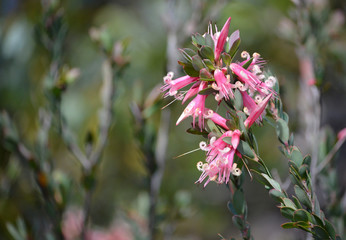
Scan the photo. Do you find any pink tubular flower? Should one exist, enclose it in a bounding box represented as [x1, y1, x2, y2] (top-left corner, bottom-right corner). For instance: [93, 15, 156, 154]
[213, 69, 234, 100]
[182, 82, 200, 104]
[244, 93, 273, 128]
[214, 17, 231, 61]
[176, 82, 208, 129]
[204, 109, 229, 130]
[230, 63, 274, 95]
[196, 130, 242, 187]
[161, 72, 199, 97]
[337, 128, 346, 141]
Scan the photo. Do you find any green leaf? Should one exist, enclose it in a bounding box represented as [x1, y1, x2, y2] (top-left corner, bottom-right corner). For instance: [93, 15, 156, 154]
[233, 190, 245, 215]
[179, 48, 196, 62]
[276, 118, 289, 143]
[303, 155, 311, 166]
[191, 55, 205, 71]
[227, 30, 241, 58]
[280, 206, 295, 219]
[294, 185, 312, 209]
[199, 68, 214, 81]
[298, 164, 309, 177]
[292, 196, 303, 209]
[290, 147, 303, 166]
[242, 57, 253, 69]
[293, 209, 312, 222]
[207, 119, 222, 137]
[282, 198, 297, 209]
[204, 33, 214, 49]
[198, 87, 217, 95]
[222, 137, 232, 145]
[183, 65, 199, 77]
[203, 59, 216, 70]
[232, 215, 244, 229]
[281, 222, 296, 229]
[262, 173, 282, 191]
[237, 140, 255, 159]
[269, 189, 286, 202]
[229, 89, 243, 111]
[186, 128, 208, 136]
[221, 52, 232, 66]
[312, 225, 330, 239]
[192, 33, 205, 46]
[324, 219, 336, 240]
[227, 201, 237, 215]
[200, 46, 214, 61]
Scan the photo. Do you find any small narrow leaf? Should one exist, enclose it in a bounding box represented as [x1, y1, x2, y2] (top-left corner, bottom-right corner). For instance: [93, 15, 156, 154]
[204, 33, 214, 49]
[232, 215, 244, 229]
[203, 59, 216, 70]
[269, 189, 286, 202]
[290, 147, 303, 166]
[293, 209, 312, 222]
[242, 57, 253, 69]
[233, 190, 245, 215]
[282, 198, 297, 209]
[198, 87, 217, 95]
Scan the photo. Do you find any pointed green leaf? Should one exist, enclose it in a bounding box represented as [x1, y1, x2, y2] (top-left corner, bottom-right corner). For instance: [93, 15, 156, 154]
[303, 155, 311, 166]
[198, 87, 217, 95]
[242, 57, 253, 69]
[183, 65, 199, 77]
[207, 119, 222, 137]
[186, 128, 208, 136]
[222, 137, 232, 145]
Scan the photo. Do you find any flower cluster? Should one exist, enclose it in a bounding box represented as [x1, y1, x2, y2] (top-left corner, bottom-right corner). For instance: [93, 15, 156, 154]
[161, 17, 278, 186]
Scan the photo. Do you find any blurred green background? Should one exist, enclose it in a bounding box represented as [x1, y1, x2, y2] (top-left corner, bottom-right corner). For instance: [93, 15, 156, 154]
[0, 0, 345, 239]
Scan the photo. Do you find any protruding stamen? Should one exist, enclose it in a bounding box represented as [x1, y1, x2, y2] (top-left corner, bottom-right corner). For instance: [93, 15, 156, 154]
[197, 161, 204, 171]
[241, 51, 250, 59]
[167, 71, 174, 79]
[252, 65, 262, 75]
[199, 141, 209, 151]
[243, 107, 249, 115]
[255, 95, 262, 104]
[219, 147, 230, 153]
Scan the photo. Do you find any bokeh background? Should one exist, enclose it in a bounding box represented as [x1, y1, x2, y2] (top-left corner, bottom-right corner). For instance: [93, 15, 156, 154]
[0, 0, 345, 239]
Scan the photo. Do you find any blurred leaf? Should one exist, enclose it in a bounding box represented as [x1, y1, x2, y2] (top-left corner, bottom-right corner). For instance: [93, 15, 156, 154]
[207, 119, 222, 137]
[312, 225, 330, 239]
[232, 215, 244, 229]
[192, 33, 206, 46]
[276, 118, 289, 143]
[290, 147, 303, 166]
[280, 207, 295, 219]
[233, 189, 245, 215]
[198, 87, 217, 95]
[204, 33, 214, 49]
[229, 89, 243, 111]
[183, 65, 199, 77]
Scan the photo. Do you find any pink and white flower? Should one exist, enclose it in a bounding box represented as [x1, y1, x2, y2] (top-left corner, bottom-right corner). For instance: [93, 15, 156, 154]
[196, 130, 242, 187]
